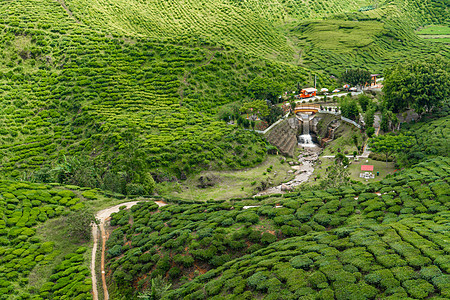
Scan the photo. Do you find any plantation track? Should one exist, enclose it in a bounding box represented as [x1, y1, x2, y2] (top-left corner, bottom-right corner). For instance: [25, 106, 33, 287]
[91, 200, 168, 300]
[56, 0, 81, 23]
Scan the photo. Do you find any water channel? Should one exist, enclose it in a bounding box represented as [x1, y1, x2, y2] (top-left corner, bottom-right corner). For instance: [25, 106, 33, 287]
[298, 113, 316, 148]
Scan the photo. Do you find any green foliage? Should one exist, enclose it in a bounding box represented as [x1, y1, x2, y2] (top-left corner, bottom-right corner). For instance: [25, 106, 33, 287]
[39, 247, 92, 299]
[240, 100, 270, 118]
[383, 58, 450, 113]
[340, 97, 359, 121]
[64, 209, 95, 242]
[341, 69, 371, 87]
[0, 181, 86, 298]
[369, 134, 415, 164]
[247, 77, 283, 101]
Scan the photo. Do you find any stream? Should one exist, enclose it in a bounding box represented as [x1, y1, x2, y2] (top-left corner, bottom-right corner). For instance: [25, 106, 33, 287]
[255, 113, 320, 196]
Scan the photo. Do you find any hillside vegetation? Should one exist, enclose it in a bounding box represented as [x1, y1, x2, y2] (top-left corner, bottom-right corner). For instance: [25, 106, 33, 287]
[105, 157, 450, 299]
[0, 181, 94, 299]
[0, 0, 336, 190]
[0, 0, 448, 188]
[61, 0, 450, 72]
[0, 0, 448, 299]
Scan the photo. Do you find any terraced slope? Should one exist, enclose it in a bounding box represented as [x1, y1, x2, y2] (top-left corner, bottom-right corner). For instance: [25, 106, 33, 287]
[103, 157, 450, 299]
[62, 0, 450, 68]
[0, 181, 93, 299]
[0, 0, 335, 184]
[64, 0, 371, 61]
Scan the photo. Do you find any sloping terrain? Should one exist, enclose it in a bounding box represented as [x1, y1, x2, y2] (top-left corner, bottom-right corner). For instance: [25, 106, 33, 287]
[104, 157, 450, 299]
[0, 0, 448, 186]
[61, 0, 450, 71]
[0, 0, 334, 186]
[0, 181, 93, 299]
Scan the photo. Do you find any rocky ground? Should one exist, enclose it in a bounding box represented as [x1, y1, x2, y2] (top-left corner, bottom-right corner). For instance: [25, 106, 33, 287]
[255, 146, 321, 196]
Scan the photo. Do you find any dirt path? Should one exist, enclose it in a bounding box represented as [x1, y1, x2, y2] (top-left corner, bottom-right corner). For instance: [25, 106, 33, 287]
[91, 200, 168, 300]
[56, 0, 81, 23]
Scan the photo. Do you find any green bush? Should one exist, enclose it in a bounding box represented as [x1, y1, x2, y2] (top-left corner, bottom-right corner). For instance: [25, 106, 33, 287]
[290, 255, 313, 270]
[261, 232, 276, 245]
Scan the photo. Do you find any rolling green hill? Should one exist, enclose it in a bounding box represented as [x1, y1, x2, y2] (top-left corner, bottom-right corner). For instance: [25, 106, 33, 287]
[0, 0, 448, 186]
[104, 157, 450, 299]
[0, 0, 448, 299]
[60, 0, 450, 72]
[0, 0, 335, 189]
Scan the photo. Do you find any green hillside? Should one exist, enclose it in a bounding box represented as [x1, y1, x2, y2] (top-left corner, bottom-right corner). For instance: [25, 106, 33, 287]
[59, 0, 450, 72]
[0, 0, 449, 299]
[0, 0, 448, 188]
[0, 181, 93, 299]
[0, 0, 335, 191]
[104, 157, 450, 299]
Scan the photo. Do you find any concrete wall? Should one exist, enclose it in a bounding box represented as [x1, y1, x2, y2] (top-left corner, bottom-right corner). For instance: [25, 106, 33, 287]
[264, 117, 299, 157]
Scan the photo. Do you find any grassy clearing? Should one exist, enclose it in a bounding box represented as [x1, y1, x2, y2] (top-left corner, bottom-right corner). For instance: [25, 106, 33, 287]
[419, 37, 450, 44]
[347, 157, 396, 182]
[157, 155, 295, 200]
[417, 25, 450, 35]
[29, 217, 93, 290]
[417, 25, 450, 44]
[314, 156, 396, 183]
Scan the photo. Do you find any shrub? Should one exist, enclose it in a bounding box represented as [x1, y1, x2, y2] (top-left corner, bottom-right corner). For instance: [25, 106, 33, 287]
[402, 279, 434, 299]
[290, 255, 313, 270]
[247, 272, 268, 291]
[261, 232, 276, 245]
[236, 212, 259, 224]
[419, 265, 442, 280]
[107, 245, 122, 258]
[168, 266, 181, 279]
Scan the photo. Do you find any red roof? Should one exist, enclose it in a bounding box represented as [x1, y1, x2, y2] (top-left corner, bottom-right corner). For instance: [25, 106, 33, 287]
[361, 165, 374, 171]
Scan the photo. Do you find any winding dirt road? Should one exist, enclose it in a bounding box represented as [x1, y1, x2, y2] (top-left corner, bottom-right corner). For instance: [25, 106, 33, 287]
[91, 200, 168, 300]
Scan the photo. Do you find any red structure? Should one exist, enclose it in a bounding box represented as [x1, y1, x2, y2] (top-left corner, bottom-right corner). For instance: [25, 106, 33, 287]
[299, 88, 317, 98]
[370, 74, 379, 87]
[361, 165, 374, 171]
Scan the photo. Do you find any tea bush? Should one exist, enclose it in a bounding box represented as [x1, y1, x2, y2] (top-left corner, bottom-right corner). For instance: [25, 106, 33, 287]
[104, 157, 450, 299]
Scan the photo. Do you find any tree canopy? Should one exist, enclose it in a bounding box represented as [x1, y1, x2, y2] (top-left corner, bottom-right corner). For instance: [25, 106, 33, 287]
[369, 134, 414, 164]
[247, 77, 283, 101]
[383, 58, 450, 113]
[240, 100, 270, 118]
[340, 97, 359, 121]
[341, 68, 371, 87]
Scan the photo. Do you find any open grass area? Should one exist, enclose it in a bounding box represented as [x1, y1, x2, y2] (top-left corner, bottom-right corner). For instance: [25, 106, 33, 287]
[417, 25, 450, 44]
[29, 218, 92, 290]
[348, 157, 396, 182]
[314, 156, 396, 183]
[157, 155, 295, 201]
[417, 25, 450, 35]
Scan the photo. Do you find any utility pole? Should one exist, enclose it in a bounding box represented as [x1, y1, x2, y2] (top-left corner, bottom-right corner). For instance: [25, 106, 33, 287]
[314, 75, 316, 89]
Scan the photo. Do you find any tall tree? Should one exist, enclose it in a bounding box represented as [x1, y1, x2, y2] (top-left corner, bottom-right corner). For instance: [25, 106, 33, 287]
[320, 152, 350, 189]
[383, 58, 450, 113]
[358, 94, 371, 112]
[247, 77, 283, 101]
[340, 97, 359, 121]
[364, 108, 375, 128]
[240, 100, 270, 118]
[341, 68, 371, 87]
[263, 105, 284, 125]
[369, 134, 414, 165]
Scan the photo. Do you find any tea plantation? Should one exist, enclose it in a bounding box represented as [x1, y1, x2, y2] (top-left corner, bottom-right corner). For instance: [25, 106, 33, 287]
[0, 0, 449, 299]
[0, 0, 327, 186]
[0, 0, 448, 188]
[104, 157, 450, 299]
[0, 181, 92, 299]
